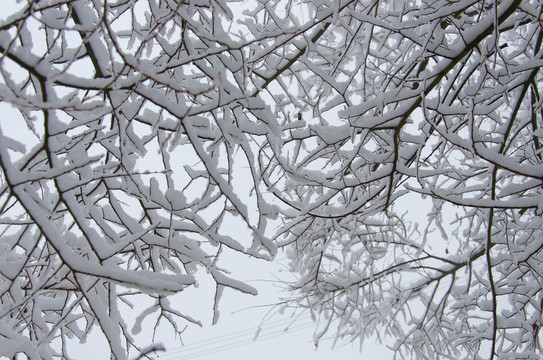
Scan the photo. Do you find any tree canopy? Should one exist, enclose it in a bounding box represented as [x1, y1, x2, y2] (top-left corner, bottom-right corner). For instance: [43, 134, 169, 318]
[1, 0, 542, 359]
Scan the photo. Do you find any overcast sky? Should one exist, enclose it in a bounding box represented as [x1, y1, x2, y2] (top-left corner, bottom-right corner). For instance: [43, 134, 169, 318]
[69, 249, 397, 360]
[154, 253, 397, 360]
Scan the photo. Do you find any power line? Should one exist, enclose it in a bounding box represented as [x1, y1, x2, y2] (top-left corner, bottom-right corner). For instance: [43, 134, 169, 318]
[173, 322, 316, 360]
[163, 315, 307, 353]
[159, 315, 315, 360]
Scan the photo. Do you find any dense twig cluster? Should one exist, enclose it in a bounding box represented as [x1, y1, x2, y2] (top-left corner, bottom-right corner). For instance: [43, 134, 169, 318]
[260, 0, 543, 358]
[0, 1, 280, 358]
[1, 0, 543, 359]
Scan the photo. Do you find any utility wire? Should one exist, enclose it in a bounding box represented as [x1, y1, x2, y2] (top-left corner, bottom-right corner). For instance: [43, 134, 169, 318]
[162, 315, 312, 354]
[159, 315, 314, 360]
[173, 322, 316, 360]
